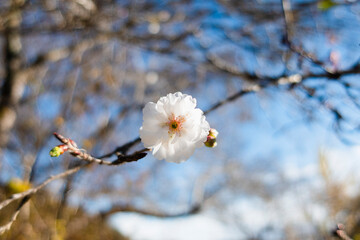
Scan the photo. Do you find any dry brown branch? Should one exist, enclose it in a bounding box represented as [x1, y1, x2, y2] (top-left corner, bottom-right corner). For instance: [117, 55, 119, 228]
[53, 132, 148, 165]
[281, 0, 332, 73]
[204, 84, 261, 115]
[0, 0, 27, 148]
[0, 165, 83, 212]
[25, 36, 108, 70]
[335, 223, 353, 240]
[101, 204, 201, 219]
[96, 137, 141, 159]
[0, 196, 29, 235]
[100, 169, 225, 219]
[0, 204, 21, 235]
[0, 132, 149, 235]
[0, 165, 83, 235]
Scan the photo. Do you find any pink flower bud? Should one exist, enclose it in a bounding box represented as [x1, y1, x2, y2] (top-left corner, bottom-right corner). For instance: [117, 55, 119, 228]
[204, 128, 218, 148]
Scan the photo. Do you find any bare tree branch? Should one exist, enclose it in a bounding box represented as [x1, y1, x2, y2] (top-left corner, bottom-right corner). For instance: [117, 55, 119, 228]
[53, 132, 148, 165]
[335, 223, 353, 240]
[100, 204, 201, 219]
[0, 165, 83, 212]
[281, 0, 333, 74]
[0, 132, 149, 235]
[0, 196, 30, 235]
[0, 0, 27, 148]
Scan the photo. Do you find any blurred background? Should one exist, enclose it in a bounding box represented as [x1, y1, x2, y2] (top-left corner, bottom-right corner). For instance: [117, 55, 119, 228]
[0, 0, 360, 239]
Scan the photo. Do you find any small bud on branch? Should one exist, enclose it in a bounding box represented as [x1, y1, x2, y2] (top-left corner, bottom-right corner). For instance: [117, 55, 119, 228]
[49, 144, 69, 157]
[204, 128, 218, 148]
[50, 132, 147, 165]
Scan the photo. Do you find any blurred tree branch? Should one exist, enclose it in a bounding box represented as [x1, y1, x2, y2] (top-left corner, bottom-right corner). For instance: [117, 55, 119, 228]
[100, 203, 201, 219]
[335, 224, 353, 240]
[0, 0, 27, 148]
[0, 132, 148, 234]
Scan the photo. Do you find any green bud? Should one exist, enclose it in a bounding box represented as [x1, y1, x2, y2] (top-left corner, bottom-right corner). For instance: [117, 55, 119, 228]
[204, 128, 218, 148]
[49, 146, 62, 157]
[205, 138, 217, 148]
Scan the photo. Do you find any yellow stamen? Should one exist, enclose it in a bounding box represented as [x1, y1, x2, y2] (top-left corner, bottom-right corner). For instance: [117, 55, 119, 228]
[167, 114, 186, 136]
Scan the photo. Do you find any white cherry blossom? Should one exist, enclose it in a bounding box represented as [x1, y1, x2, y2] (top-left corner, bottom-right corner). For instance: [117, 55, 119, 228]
[139, 92, 210, 163]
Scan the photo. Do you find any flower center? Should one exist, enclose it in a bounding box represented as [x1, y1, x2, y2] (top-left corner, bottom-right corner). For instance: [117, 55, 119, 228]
[167, 114, 186, 136]
[171, 122, 178, 129]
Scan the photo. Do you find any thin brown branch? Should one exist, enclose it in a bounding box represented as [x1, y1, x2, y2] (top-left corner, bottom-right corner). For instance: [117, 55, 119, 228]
[204, 84, 261, 115]
[53, 132, 148, 165]
[0, 165, 83, 235]
[0, 165, 83, 212]
[281, 0, 332, 73]
[0, 206, 21, 235]
[0, 0, 26, 148]
[0, 132, 149, 235]
[100, 203, 201, 219]
[0, 196, 29, 235]
[335, 223, 353, 240]
[24, 36, 107, 70]
[96, 137, 141, 159]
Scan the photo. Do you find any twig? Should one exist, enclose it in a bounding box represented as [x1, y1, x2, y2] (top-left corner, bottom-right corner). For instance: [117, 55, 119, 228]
[204, 84, 261, 115]
[100, 203, 201, 219]
[0, 165, 83, 235]
[0, 133, 147, 212]
[0, 196, 30, 235]
[0, 0, 26, 148]
[96, 137, 141, 159]
[0, 133, 149, 235]
[0, 208, 21, 235]
[54, 133, 148, 165]
[281, 0, 332, 73]
[0, 165, 83, 212]
[335, 223, 353, 240]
